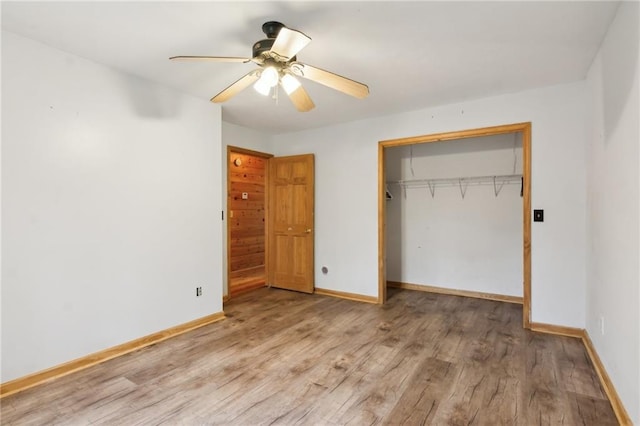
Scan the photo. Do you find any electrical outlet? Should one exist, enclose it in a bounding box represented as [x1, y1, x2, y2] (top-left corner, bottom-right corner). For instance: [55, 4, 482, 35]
[599, 316, 605, 335]
[196, 286, 202, 297]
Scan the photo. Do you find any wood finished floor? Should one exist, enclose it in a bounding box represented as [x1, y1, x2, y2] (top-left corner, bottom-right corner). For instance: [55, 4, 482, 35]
[1, 288, 617, 425]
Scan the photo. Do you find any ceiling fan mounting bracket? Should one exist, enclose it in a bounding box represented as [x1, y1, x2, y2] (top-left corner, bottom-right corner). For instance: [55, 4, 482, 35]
[262, 21, 285, 38]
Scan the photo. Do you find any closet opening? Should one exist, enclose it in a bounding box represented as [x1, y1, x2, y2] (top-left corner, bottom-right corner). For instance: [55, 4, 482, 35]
[377, 123, 532, 328]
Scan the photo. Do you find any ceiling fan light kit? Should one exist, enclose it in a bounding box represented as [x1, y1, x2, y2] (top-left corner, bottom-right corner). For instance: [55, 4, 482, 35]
[253, 66, 279, 96]
[281, 74, 301, 95]
[170, 21, 369, 112]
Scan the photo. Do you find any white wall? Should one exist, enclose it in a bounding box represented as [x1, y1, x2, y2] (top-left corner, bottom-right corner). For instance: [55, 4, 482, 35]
[385, 135, 523, 297]
[271, 80, 588, 328]
[1, 31, 224, 382]
[220, 122, 272, 295]
[585, 2, 639, 422]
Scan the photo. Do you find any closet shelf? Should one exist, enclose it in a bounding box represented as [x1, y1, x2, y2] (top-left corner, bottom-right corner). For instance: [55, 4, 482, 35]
[387, 173, 522, 188]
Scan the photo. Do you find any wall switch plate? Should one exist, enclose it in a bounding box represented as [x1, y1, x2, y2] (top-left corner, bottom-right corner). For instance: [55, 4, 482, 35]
[533, 209, 544, 222]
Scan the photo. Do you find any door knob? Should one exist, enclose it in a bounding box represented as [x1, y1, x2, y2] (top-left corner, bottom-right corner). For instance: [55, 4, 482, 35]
[305, 228, 312, 233]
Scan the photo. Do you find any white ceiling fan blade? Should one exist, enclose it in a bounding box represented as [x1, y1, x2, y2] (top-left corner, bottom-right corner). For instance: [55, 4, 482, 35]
[286, 84, 315, 112]
[291, 62, 369, 99]
[211, 70, 260, 103]
[170, 56, 251, 63]
[270, 27, 311, 60]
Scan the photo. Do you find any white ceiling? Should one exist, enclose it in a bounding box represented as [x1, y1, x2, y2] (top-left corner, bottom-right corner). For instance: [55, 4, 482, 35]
[1, 1, 619, 134]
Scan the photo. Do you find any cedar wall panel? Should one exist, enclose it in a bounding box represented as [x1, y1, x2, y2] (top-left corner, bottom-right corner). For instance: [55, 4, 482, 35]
[228, 152, 266, 295]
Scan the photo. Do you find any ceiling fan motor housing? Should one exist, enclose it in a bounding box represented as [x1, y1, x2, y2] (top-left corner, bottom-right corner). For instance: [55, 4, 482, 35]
[253, 38, 275, 58]
[253, 38, 297, 63]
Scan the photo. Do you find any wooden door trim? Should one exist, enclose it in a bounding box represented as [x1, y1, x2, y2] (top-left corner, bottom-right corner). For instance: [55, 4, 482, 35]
[226, 146, 273, 301]
[228, 146, 274, 158]
[378, 122, 532, 329]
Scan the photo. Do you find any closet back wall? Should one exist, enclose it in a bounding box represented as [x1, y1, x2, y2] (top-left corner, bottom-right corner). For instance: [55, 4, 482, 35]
[385, 134, 523, 297]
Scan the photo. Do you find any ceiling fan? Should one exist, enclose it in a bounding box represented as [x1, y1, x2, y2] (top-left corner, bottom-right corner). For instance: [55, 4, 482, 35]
[170, 21, 369, 112]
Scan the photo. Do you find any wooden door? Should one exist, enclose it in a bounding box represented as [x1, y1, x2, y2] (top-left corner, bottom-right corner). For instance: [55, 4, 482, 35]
[268, 154, 314, 293]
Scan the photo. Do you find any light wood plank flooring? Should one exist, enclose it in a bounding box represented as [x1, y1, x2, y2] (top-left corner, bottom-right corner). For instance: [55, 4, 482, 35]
[1, 288, 617, 425]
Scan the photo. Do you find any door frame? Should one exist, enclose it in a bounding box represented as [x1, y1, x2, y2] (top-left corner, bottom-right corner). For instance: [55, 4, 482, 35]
[377, 122, 532, 329]
[226, 146, 273, 300]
